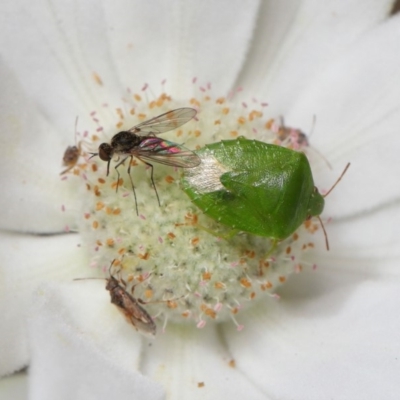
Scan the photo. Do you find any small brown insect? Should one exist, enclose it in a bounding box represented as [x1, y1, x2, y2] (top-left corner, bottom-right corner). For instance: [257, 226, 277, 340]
[60, 117, 83, 175]
[106, 273, 156, 337]
[60, 144, 81, 175]
[75, 261, 156, 336]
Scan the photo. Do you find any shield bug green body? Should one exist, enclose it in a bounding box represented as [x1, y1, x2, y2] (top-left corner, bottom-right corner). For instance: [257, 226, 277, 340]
[181, 137, 347, 247]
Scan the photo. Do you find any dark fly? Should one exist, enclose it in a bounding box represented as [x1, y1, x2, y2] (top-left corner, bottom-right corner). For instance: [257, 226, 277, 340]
[90, 107, 200, 214]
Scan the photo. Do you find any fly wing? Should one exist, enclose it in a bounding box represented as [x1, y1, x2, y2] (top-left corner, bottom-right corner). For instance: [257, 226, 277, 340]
[133, 137, 201, 168]
[128, 108, 197, 135]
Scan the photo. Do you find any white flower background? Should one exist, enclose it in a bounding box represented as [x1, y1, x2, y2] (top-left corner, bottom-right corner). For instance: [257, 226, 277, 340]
[1, 0, 400, 399]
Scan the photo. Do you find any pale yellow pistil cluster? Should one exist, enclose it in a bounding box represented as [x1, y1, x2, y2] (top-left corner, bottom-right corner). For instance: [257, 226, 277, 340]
[63, 88, 321, 332]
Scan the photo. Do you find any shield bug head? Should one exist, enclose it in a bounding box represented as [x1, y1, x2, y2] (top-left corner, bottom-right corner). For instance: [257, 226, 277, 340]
[181, 138, 349, 250]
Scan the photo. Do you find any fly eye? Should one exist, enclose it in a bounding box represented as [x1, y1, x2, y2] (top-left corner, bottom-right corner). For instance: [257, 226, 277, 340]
[98, 143, 112, 161]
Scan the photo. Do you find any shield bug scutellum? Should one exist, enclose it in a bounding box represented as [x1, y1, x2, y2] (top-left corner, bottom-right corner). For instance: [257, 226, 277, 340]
[75, 260, 156, 337]
[90, 108, 201, 215]
[181, 137, 349, 251]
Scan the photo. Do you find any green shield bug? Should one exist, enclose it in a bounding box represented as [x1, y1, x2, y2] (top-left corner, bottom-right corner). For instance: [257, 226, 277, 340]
[181, 137, 349, 250]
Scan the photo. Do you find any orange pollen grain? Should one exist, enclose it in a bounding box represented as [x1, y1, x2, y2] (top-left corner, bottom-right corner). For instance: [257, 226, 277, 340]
[244, 250, 255, 258]
[92, 134, 99, 142]
[92, 72, 103, 85]
[228, 359, 236, 368]
[118, 248, 126, 255]
[96, 240, 102, 246]
[237, 116, 246, 125]
[165, 175, 175, 183]
[175, 129, 183, 137]
[149, 100, 156, 109]
[204, 96, 211, 101]
[190, 98, 200, 107]
[293, 232, 299, 241]
[214, 119, 221, 125]
[167, 232, 176, 239]
[138, 113, 146, 120]
[92, 221, 99, 229]
[116, 108, 124, 119]
[106, 238, 115, 247]
[261, 281, 273, 290]
[198, 382, 205, 388]
[216, 97, 225, 104]
[265, 119, 274, 130]
[139, 252, 150, 260]
[184, 213, 198, 225]
[134, 94, 142, 101]
[194, 130, 201, 137]
[240, 278, 252, 288]
[204, 308, 216, 319]
[116, 121, 123, 129]
[91, 164, 98, 172]
[144, 289, 153, 299]
[202, 272, 211, 280]
[181, 311, 190, 318]
[94, 185, 101, 196]
[214, 282, 226, 289]
[231, 307, 239, 315]
[248, 110, 263, 121]
[191, 237, 200, 246]
[105, 207, 113, 215]
[112, 208, 121, 215]
[111, 179, 123, 189]
[230, 130, 238, 137]
[286, 246, 292, 255]
[96, 201, 105, 211]
[73, 169, 80, 176]
[279, 276, 286, 283]
[98, 178, 106, 184]
[86, 183, 91, 191]
[167, 300, 178, 309]
[130, 108, 135, 115]
[222, 107, 230, 115]
[250, 292, 256, 299]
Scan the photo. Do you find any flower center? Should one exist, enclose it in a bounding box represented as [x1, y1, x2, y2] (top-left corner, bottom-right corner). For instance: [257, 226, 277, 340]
[62, 85, 322, 332]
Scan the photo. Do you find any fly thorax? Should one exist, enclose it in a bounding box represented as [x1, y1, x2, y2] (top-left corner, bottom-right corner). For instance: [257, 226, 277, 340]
[111, 131, 141, 153]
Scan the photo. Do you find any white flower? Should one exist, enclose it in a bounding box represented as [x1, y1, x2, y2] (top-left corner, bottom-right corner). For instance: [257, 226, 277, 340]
[1, 1, 400, 399]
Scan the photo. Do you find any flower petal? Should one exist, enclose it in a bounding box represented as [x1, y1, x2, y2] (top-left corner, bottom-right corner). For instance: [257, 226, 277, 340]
[237, 0, 392, 113]
[0, 0, 260, 132]
[0, 372, 28, 399]
[141, 323, 267, 400]
[28, 280, 164, 400]
[103, 0, 261, 97]
[223, 207, 400, 399]
[0, 233, 84, 376]
[0, 59, 80, 233]
[286, 15, 400, 218]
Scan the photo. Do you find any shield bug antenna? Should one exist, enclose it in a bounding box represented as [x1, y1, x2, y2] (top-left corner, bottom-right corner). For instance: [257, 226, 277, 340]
[311, 162, 351, 250]
[74, 260, 156, 337]
[89, 108, 201, 215]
